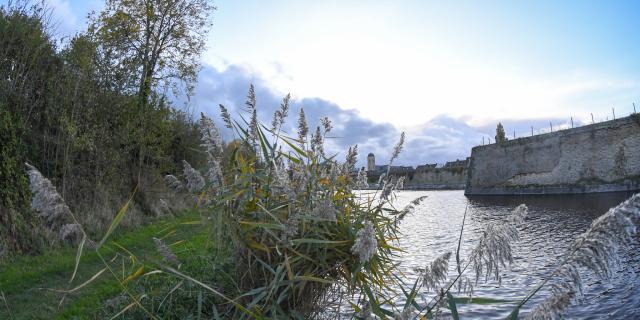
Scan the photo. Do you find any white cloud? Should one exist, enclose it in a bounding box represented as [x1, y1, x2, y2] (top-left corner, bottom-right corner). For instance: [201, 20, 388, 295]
[47, 0, 78, 36]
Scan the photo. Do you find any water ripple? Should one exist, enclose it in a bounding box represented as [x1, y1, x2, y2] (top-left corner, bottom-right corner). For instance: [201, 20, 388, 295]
[387, 190, 639, 319]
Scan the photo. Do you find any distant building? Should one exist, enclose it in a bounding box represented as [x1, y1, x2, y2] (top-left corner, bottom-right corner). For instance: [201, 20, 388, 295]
[444, 158, 470, 169]
[416, 163, 437, 171]
[367, 153, 375, 171]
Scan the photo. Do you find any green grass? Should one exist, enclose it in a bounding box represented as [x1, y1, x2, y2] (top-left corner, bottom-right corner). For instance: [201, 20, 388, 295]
[0, 210, 211, 320]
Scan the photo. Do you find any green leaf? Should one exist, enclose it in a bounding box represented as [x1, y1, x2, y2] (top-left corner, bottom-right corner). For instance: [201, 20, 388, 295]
[97, 187, 136, 249]
[292, 275, 334, 284]
[291, 238, 349, 245]
[69, 234, 86, 284]
[447, 292, 460, 320]
[239, 220, 284, 230]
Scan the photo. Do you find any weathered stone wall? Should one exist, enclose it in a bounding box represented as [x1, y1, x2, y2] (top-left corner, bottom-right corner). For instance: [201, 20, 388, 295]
[403, 167, 467, 190]
[465, 115, 640, 195]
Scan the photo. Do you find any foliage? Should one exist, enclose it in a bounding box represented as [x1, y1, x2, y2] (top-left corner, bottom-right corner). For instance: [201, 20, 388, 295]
[495, 122, 506, 143]
[0, 0, 206, 253]
[88, 0, 216, 101]
[0, 106, 38, 256]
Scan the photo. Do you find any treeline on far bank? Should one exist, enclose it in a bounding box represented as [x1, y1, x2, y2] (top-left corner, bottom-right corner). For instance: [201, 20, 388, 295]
[0, 1, 214, 257]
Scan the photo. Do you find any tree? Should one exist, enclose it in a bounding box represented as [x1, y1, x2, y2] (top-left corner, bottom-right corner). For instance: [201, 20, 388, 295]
[89, 0, 215, 106]
[89, 0, 215, 199]
[495, 122, 506, 143]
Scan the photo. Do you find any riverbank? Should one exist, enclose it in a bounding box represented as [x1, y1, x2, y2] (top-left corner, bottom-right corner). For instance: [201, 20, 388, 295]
[0, 210, 212, 319]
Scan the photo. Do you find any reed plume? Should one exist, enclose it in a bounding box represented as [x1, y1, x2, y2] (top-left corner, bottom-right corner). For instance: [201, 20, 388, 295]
[59, 223, 82, 243]
[389, 132, 405, 165]
[311, 126, 324, 156]
[297, 108, 309, 145]
[523, 194, 640, 319]
[351, 220, 378, 263]
[344, 145, 358, 174]
[153, 237, 180, 265]
[356, 168, 369, 189]
[199, 113, 224, 187]
[311, 198, 339, 221]
[469, 204, 528, 285]
[182, 160, 205, 193]
[164, 174, 184, 192]
[271, 93, 290, 132]
[25, 163, 72, 228]
[320, 116, 332, 134]
[219, 104, 233, 129]
[415, 251, 452, 293]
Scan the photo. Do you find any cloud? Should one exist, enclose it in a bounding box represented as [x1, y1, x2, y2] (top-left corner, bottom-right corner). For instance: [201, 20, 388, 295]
[185, 63, 575, 168]
[187, 64, 400, 167]
[47, 0, 78, 36]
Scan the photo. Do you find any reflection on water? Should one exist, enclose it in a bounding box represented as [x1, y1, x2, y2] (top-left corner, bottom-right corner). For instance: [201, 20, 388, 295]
[388, 190, 639, 319]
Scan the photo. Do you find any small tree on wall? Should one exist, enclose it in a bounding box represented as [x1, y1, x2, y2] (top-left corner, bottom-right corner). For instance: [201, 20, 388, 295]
[495, 122, 507, 143]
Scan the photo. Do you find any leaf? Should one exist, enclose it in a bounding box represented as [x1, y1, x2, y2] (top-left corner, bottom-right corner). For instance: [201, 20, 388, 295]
[292, 275, 334, 284]
[239, 220, 284, 230]
[122, 266, 145, 285]
[247, 238, 270, 252]
[61, 268, 107, 293]
[291, 238, 349, 245]
[447, 292, 460, 320]
[280, 136, 307, 157]
[69, 234, 86, 284]
[161, 264, 257, 317]
[507, 307, 520, 320]
[98, 187, 136, 249]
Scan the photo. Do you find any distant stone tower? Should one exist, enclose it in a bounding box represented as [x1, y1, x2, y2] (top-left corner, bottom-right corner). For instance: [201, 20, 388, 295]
[367, 153, 375, 171]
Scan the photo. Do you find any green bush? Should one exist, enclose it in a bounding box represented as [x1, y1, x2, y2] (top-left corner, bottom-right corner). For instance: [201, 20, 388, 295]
[0, 106, 39, 256]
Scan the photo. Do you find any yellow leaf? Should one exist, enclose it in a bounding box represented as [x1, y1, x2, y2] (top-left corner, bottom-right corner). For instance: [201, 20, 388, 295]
[122, 266, 145, 285]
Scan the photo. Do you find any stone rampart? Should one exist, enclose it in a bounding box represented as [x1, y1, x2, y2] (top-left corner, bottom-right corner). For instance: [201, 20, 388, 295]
[465, 115, 640, 195]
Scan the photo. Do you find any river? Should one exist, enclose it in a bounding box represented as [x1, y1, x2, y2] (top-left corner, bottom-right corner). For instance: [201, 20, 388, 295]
[376, 190, 640, 319]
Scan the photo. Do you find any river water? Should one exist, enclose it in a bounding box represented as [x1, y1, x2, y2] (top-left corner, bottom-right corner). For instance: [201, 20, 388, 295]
[373, 190, 639, 319]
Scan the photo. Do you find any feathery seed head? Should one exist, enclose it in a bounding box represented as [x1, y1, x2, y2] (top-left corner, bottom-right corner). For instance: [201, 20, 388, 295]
[344, 145, 358, 173]
[297, 108, 309, 145]
[25, 163, 72, 228]
[415, 251, 452, 292]
[245, 83, 256, 111]
[271, 93, 290, 131]
[470, 204, 528, 285]
[396, 176, 406, 190]
[311, 126, 324, 156]
[59, 223, 82, 243]
[356, 168, 369, 189]
[164, 174, 184, 192]
[311, 198, 339, 221]
[153, 237, 180, 265]
[219, 104, 233, 129]
[320, 116, 332, 134]
[351, 220, 378, 263]
[526, 194, 640, 320]
[389, 132, 405, 165]
[182, 160, 205, 193]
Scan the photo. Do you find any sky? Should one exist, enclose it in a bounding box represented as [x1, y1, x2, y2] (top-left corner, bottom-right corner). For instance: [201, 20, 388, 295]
[6, 0, 640, 166]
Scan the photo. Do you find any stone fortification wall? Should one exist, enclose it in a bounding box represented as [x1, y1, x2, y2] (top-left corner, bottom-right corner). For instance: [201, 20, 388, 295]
[403, 167, 467, 190]
[465, 115, 640, 195]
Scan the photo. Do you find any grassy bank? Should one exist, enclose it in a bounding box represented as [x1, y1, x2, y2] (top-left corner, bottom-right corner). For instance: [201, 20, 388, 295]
[0, 210, 212, 319]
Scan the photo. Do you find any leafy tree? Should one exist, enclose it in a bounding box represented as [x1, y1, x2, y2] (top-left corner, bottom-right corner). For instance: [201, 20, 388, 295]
[495, 122, 506, 143]
[89, 0, 216, 191]
[89, 0, 216, 106]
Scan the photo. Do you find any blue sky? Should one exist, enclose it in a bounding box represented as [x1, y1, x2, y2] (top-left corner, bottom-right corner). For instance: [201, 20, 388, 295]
[7, 0, 640, 166]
